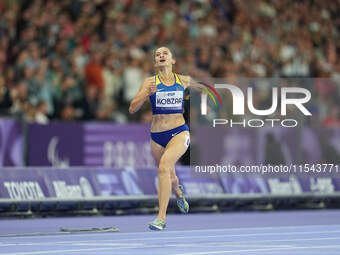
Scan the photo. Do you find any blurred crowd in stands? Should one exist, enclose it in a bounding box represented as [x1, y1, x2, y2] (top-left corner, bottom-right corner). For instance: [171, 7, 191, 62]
[0, 0, 339, 126]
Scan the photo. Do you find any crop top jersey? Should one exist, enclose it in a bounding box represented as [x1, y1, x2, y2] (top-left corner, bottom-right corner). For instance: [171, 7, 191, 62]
[149, 73, 185, 115]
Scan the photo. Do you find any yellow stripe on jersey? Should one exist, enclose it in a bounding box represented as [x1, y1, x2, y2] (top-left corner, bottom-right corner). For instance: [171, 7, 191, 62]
[155, 75, 161, 86]
[175, 74, 184, 87]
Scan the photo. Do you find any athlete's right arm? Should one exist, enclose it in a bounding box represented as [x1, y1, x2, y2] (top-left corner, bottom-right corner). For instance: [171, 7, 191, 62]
[129, 77, 156, 114]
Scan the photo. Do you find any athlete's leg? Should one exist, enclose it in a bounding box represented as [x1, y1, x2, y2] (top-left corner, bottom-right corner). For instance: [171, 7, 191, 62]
[157, 131, 189, 221]
[151, 138, 183, 198]
[170, 171, 181, 198]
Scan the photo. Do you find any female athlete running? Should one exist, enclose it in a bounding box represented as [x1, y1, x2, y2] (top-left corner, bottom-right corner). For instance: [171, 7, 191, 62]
[129, 47, 192, 230]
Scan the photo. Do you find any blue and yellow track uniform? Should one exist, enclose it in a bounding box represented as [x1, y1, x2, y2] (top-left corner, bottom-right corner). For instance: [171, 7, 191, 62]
[149, 74, 189, 147]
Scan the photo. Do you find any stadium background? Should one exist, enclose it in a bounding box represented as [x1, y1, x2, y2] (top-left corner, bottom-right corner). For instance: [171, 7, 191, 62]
[0, 0, 340, 215]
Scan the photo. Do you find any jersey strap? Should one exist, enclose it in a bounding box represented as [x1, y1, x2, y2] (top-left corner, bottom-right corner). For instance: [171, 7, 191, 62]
[175, 73, 184, 87]
[155, 75, 161, 86]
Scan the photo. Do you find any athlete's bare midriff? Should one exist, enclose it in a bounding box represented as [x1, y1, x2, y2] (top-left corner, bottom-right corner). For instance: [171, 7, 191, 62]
[150, 113, 185, 132]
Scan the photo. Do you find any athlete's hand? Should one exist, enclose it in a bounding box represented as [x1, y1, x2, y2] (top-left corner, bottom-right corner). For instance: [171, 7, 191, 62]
[148, 80, 157, 95]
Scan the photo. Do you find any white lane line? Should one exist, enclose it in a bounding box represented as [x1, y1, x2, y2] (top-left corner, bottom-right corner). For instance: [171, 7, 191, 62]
[0, 231, 340, 248]
[0, 243, 195, 255]
[77, 243, 291, 248]
[0, 243, 290, 255]
[167, 237, 340, 248]
[171, 244, 340, 255]
[2, 224, 339, 239]
[41, 230, 340, 241]
[0, 247, 133, 255]
[1, 235, 340, 248]
[2, 243, 340, 255]
[166, 244, 292, 248]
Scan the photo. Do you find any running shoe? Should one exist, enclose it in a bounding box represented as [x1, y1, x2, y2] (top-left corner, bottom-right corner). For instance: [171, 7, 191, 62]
[149, 218, 166, 231]
[177, 185, 189, 214]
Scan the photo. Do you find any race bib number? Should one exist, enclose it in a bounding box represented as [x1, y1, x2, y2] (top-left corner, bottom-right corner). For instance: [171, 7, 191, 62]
[156, 91, 183, 108]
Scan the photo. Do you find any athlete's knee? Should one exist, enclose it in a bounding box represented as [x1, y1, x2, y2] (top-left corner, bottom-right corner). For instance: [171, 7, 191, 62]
[158, 158, 172, 176]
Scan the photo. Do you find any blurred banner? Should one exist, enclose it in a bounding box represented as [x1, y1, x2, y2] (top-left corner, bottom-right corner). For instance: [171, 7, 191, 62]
[27, 122, 154, 168]
[193, 127, 340, 167]
[0, 167, 223, 200]
[27, 122, 84, 167]
[0, 167, 340, 200]
[25, 122, 340, 170]
[0, 119, 24, 166]
[83, 123, 154, 168]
